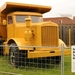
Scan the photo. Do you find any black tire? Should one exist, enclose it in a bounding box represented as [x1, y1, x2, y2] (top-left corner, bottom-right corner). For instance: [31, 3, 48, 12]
[51, 56, 61, 64]
[9, 43, 27, 68]
[55, 56, 61, 64]
[0, 39, 5, 56]
[0, 45, 3, 56]
[15, 50, 27, 67]
[9, 43, 18, 67]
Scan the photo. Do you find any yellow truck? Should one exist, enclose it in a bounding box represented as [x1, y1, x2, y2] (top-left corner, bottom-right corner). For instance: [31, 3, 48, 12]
[0, 2, 70, 67]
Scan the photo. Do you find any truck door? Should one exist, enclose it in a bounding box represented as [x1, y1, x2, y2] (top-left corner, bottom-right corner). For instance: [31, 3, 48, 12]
[7, 16, 14, 39]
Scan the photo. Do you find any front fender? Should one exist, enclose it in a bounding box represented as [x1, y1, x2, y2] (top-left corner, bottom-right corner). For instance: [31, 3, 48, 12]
[59, 39, 67, 47]
[7, 38, 29, 50]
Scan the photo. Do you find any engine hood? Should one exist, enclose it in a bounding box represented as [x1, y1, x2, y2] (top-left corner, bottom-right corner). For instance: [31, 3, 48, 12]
[32, 21, 58, 27]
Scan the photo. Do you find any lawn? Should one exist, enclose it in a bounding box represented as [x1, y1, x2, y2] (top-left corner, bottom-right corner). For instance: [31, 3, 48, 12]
[0, 55, 75, 75]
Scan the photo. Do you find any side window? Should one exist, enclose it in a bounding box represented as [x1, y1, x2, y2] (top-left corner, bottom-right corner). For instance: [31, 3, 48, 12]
[8, 16, 13, 24]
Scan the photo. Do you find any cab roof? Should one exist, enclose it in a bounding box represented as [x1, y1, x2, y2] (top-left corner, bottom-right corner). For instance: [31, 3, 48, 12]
[0, 2, 51, 14]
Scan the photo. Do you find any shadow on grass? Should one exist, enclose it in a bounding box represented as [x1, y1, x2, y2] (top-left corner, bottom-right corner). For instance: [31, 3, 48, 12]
[0, 56, 60, 70]
[19, 58, 61, 69]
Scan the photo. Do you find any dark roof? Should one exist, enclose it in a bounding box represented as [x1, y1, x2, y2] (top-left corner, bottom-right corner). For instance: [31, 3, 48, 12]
[73, 17, 75, 21]
[43, 17, 75, 25]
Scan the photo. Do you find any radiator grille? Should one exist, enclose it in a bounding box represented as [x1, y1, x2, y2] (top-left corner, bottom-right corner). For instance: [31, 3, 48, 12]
[41, 26, 58, 46]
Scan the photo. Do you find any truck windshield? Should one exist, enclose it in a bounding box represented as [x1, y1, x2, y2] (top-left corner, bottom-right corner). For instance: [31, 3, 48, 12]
[16, 15, 42, 23]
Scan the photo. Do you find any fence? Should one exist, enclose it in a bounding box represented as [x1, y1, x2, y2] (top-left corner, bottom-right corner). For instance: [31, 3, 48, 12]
[0, 45, 74, 75]
[59, 25, 75, 46]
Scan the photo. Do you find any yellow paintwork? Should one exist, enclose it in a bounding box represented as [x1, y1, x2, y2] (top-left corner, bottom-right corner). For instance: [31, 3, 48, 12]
[0, 2, 71, 58]
[28, 48, 71, 58]
[8, 38, 34, 49]
[3, 42, 9, 55]
[13, 12, 42, 16]
[0, 2, 51, 14]
[28, 39, 69, 58]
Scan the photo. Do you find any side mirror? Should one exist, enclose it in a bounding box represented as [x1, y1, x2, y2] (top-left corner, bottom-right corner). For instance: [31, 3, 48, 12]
[3, 20, 7, 25]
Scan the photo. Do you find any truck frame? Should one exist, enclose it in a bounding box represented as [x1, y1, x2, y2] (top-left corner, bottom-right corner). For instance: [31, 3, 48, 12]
[0, 2, 70, 67]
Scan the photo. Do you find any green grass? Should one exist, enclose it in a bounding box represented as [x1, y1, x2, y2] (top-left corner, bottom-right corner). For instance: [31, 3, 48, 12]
[0, 55, 74, 75]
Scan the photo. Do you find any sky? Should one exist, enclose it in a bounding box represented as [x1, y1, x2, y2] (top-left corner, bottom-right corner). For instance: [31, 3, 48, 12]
[0, 0, 75, 18]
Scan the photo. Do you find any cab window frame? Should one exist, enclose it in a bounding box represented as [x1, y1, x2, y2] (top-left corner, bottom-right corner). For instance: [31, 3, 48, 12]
[8, 16, 13, 24]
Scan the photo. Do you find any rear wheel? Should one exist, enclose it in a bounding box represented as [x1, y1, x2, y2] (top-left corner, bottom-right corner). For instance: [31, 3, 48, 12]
[0, 38, 5, 56]
[55, 56, 61, 64]
[51, 56, 61, 64]
[9, 43, 27, 68]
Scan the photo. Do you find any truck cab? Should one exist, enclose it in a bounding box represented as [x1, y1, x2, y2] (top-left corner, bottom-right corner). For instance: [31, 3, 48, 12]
[7, 11, 42, 39]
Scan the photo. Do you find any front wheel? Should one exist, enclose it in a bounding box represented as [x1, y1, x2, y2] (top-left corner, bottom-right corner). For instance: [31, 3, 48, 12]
[9, 43, 27, 68]
[9, 43, 17, 67]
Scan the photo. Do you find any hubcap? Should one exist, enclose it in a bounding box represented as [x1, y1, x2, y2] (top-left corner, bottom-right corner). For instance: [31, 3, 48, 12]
[10, 50, 15, 66]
